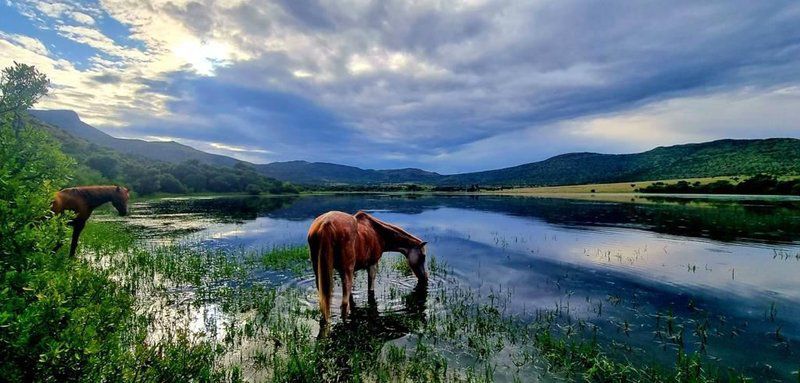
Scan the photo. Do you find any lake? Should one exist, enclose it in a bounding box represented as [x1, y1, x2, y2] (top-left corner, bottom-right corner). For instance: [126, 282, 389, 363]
[122, 193, 800, 381]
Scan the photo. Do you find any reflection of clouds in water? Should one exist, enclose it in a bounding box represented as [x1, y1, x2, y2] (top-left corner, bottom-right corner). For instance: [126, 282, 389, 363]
[209, 228, 249, 239]
[374, 207, 800, 302]
[189, 218, 311, 249]
[152, 200, 800, 306]
[143, 292, 233, 345]
[189, 303, 229, 341]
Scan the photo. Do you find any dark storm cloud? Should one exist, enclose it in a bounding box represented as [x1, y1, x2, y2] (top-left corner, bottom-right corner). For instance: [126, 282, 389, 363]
[105, 0, 800, 171]
[89, 72, 122, 84]
[272, 0, 336, 30]
[116, 72, 386, 164]
[162, 1, 215, 36]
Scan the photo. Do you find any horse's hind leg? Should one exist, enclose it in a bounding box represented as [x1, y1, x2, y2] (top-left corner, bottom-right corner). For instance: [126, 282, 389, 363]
[339, 268, 354, 320]
[310, 236, 334, 323]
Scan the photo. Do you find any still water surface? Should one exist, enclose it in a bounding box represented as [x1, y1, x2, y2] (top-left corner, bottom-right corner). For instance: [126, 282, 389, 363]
[130, 193, 800, 380]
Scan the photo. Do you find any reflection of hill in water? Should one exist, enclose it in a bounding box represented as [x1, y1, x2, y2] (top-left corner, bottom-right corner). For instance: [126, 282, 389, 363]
[146, 194, 800, 244]
[145, 196, 300, 222]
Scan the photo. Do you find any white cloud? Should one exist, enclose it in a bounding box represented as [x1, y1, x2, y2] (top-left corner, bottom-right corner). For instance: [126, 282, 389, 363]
[172, 40, 234, 76]
[566, 88, 800, 147]
[35, 2, 71, 18]
[70, 11, 96, 25]
[56, 25, 145, 60]
[420, 87, 800, 172]
[0, 33, 49, 56]
[209, 142, 273, 154]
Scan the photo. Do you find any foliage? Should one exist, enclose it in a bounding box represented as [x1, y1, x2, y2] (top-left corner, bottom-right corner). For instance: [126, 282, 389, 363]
[639, 174, 800, 195]
[0, 64, 238, 382]
[0, 91, 125, 381]
[0, 62, 49, 116]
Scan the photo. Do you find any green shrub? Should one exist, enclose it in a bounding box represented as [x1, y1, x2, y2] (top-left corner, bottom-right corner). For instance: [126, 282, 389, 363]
[0, 64, 236, 382]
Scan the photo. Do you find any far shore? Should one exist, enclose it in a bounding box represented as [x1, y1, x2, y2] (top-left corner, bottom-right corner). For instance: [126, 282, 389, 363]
[484, 176, 738, 195]
[121, 174, 800, 202]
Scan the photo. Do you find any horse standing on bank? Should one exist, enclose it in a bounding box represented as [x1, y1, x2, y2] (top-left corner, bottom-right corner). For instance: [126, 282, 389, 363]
[308, 210, 428, 322]
[51, 185, 129, 257]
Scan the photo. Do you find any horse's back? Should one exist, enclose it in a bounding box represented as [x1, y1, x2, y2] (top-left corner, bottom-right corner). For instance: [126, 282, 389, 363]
[308, 211, 357, 241]
[52, 189, 84, 216]
[308, 211, 359, 269]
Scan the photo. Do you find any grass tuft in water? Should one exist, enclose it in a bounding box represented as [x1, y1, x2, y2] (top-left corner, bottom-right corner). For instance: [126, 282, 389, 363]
[261, 245, 310, 275]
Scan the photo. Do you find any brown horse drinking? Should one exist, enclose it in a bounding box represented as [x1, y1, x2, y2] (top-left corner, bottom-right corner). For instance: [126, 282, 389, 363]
[51, 185, 130, 257]
[308, 211, 428, 322]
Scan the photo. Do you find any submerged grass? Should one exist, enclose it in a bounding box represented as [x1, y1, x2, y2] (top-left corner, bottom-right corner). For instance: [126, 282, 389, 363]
[74, 219, 753, 382]
[261, 245, 310, 275]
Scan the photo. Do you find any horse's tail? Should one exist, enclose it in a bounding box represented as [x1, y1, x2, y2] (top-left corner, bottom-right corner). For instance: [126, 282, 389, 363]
[310, 224, 334, 323]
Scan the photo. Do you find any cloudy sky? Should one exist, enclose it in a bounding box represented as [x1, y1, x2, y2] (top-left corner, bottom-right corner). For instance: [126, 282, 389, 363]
[1, 1, 799, 173]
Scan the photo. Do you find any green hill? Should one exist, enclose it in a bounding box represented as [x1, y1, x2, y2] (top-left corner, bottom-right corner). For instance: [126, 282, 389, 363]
[29, 110, 239, 167]
[29, 109, 800, 187]
[27, 113, 297, 196]
[439, 138, 800, 187]
[255, 161, 441, 185]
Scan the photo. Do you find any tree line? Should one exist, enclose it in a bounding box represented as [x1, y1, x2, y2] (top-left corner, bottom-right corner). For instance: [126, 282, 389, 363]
[638, 174, 800, 195]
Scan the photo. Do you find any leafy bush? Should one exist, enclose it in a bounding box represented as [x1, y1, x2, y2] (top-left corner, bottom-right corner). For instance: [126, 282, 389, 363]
[1, 64, 236, 382]
[0, 111, 124, 381]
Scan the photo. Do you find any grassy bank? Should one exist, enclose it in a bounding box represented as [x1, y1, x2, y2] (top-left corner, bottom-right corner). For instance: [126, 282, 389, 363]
[486, 174, 800, 196]
[489, 176, 740, 195]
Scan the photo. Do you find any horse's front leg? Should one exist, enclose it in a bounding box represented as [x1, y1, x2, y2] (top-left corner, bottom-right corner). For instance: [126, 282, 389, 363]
[69, 219, 87, 257]
[368, 264, 377, 292]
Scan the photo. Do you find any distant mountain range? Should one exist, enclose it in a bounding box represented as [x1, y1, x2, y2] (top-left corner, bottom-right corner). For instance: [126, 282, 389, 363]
[31, 109, 800, 187]
[255, 160, 442, 184]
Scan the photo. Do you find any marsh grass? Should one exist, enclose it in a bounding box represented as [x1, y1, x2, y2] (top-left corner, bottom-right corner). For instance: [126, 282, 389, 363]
[74, 219, 753, 382]
[391, 253, 413, 276]
[261, 245, 310, 275]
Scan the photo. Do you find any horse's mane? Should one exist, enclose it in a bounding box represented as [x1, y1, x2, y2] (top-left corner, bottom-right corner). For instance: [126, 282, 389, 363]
[355, 211, 423, 246]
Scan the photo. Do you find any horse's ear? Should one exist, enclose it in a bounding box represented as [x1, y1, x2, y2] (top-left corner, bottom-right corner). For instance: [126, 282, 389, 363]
[419, 241, 428, 248]
[116, 185, 121, 191]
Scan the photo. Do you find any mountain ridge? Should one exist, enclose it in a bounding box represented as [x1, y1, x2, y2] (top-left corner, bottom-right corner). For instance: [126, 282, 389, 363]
[30, 109, 800, 186]
[29, 110, 240, 167]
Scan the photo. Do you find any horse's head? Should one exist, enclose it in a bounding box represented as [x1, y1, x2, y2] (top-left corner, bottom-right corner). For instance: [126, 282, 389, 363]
[112, 186, 130, 216]
[405, 241, 429, 284]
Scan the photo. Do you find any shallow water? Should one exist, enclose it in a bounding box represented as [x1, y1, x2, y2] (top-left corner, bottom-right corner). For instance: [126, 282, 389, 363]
[127, 193, 800, 380]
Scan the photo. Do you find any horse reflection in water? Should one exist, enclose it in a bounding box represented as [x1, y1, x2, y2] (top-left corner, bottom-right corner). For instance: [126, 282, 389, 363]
[315, 285, 429, 382]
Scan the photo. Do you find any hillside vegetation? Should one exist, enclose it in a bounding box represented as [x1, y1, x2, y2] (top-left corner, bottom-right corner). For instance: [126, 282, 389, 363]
[440, 139, 800, 186]
[30, 115, 298, 196]
[639, 174, 800, 195]
[30, 110, 238, 167]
